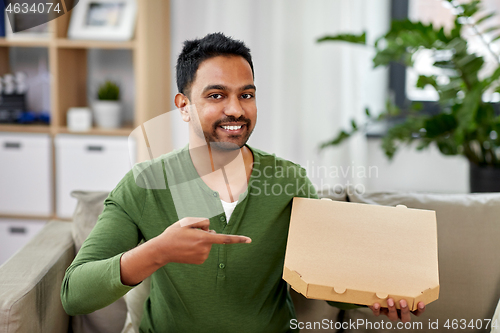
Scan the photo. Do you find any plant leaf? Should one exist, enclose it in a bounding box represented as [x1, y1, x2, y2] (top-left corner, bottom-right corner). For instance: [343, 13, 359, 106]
[454, 88, 482, 131]
[436, 138, 459, 155]
[482, 66, 500, 88]
[317, 32, 366, 45]
[437, 27, 448, 42]
[433, 60, 455, 69]
[475, 103, 495, 126]
[410, 102, 424, 112]
[381, 118, 425, 159]
[424, 114, 458, 138]
[482, 25, 500, 34]
[475, 12, 495, 25]
[351, 120, 358, 130]
[448, 37, 467, 55]
[453, 19, 463, 38]
[461, 0, 481, 18]
[385, 99, 401, 116]
[416, 138, 433, 150]
[416, 75, 438, 89]
[320, 130, 352, 149]
[438, 79, 462, 101]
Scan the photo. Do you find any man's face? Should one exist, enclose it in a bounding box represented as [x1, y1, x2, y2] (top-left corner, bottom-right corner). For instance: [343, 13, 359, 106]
[186, 55, 257, 150]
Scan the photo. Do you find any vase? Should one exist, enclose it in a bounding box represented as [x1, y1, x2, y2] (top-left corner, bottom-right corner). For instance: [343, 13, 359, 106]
[92, 100, 122, 129]
[469, 162, 500, 192]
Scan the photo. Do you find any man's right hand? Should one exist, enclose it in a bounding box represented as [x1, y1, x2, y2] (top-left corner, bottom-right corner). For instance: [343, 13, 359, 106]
[154, 217, 252, 266]
[120, 217, 251, 286]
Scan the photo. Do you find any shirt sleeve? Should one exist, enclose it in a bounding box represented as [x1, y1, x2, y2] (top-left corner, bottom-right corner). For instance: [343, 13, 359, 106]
[60, 171, 146, 315]
[296, 166, 319, 199]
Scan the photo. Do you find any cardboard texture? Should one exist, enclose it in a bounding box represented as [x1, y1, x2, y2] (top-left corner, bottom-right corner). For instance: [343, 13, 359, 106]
[283, 197, 439, 311]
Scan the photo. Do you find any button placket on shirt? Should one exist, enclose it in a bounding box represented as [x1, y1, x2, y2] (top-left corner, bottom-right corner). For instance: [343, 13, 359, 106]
[217, 238, 227, 278]
[212, 190, 227, 277]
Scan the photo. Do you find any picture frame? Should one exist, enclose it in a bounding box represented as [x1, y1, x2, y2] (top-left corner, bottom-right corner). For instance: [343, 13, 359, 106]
[67, 0, 137, 41]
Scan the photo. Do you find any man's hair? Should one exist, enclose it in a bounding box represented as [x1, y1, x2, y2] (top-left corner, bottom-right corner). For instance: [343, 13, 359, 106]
[176, 32, 254, 97]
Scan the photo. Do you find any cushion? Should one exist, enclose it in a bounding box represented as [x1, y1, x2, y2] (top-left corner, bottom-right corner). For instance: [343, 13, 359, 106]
[121, 277, 151, 333]
[0, 221, 74, 333]
[71, 191, 111, 252]
[317, 186, 347, 201]
[70, 191, 128, 333]
[70, 191, 150, 333]
[345, 190, 500, 332]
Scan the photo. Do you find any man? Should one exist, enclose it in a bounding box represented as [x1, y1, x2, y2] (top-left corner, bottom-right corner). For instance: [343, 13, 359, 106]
[61, 33, 424, 332]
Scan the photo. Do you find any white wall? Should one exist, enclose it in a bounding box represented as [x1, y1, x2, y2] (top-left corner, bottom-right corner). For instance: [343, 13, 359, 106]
[365, 139, 469, 193]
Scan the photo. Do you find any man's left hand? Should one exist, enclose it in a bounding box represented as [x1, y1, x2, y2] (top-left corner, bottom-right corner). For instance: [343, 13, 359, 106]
[368, 298, 425, 322]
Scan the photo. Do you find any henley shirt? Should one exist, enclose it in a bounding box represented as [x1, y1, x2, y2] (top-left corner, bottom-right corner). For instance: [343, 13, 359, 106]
[61, 144, 347, 332]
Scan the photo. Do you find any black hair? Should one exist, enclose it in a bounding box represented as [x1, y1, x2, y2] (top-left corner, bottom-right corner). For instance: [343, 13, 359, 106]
[176, 32, 254, 97]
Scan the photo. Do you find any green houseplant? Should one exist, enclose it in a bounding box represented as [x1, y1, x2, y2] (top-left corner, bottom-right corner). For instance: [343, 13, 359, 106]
[93, 80, 122, 129]
[318, 0, 500, 192]
[97, 80, 120, 101]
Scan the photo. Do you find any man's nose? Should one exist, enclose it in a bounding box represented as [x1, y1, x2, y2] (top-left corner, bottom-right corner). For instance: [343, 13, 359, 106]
[224, 96, 244, 118]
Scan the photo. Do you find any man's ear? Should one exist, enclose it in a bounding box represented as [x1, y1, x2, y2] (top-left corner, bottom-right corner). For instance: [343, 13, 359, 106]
[175, 93, 190, 122]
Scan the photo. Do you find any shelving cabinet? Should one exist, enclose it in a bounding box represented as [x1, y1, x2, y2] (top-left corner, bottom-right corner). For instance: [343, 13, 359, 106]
[0, 132, 52, 216]
[0, 218, 46, 266]
[0, 0, 173, 220]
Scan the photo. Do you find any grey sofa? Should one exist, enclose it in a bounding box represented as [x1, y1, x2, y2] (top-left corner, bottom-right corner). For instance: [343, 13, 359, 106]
[1, 189, 500, 333]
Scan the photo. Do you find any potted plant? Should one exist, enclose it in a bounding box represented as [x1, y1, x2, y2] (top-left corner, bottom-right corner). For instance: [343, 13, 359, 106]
[318, 0, 500, 192]
[93, 80, 122, 129]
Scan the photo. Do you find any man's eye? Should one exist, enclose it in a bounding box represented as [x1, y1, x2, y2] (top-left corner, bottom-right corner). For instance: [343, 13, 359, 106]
[209, 94, 223, 99]
[241, 93, 254, 99]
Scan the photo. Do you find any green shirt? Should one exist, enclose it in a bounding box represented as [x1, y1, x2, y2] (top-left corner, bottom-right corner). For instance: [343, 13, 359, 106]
[61, 145, 351, 332]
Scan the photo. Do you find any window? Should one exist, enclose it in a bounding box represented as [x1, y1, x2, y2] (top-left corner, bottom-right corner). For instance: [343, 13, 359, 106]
[390, 0, 500, 109]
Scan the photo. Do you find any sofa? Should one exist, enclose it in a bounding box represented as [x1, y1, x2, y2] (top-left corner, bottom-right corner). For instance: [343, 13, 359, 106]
[1, 188, 500, 333]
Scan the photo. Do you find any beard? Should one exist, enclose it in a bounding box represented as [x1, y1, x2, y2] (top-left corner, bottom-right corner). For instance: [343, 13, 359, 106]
[196, 115, 254, 151]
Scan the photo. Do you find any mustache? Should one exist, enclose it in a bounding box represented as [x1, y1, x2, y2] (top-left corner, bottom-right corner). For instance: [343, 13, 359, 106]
[213, 116, 251, 128]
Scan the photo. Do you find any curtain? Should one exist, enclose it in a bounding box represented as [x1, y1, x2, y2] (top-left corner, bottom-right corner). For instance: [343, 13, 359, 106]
[169, 0, 390, 192]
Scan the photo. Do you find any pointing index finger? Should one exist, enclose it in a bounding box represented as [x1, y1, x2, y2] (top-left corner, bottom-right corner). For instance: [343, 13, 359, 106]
[205, 232, 252, 244]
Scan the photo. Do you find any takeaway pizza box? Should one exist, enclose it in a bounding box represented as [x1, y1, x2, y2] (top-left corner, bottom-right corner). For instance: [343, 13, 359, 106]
[283, 197, 439, 311]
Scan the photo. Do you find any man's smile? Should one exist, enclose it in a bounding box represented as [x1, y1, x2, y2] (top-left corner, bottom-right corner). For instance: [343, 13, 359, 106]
[218, 123, 246, 135]
[221, 125, 242, 130]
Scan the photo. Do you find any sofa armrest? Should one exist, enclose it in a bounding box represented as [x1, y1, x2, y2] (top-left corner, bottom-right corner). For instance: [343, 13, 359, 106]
[0, 221, 75, 333]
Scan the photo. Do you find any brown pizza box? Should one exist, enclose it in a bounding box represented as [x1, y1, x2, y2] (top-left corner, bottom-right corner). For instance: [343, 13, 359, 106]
[283, 197, 439, 311]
